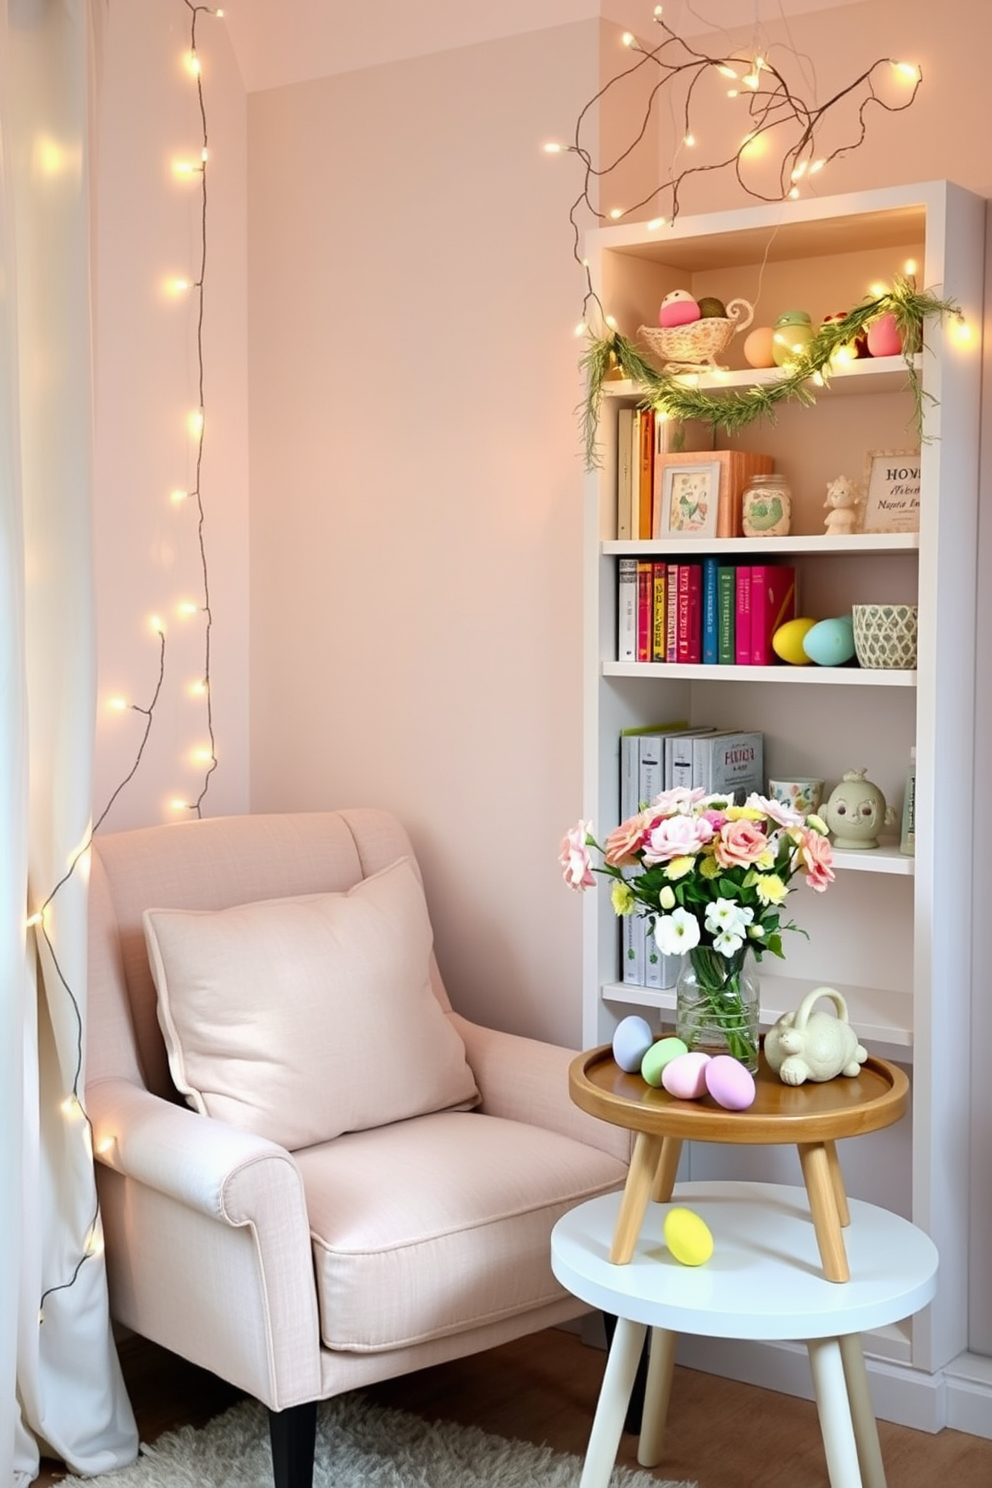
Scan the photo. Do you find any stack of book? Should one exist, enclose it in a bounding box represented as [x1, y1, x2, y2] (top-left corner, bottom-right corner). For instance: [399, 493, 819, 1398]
[617, 556, 796, 666]
[616, 409, 715, 540]
[618, 723, 765, 990]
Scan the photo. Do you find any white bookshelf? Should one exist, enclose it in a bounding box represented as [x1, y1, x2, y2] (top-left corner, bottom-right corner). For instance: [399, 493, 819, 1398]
[580, 181, 985, 1408]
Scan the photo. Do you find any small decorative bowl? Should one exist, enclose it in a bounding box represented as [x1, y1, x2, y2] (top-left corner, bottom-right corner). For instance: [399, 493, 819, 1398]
[852, 604, 918, 670]
[638, 298, 754, 371]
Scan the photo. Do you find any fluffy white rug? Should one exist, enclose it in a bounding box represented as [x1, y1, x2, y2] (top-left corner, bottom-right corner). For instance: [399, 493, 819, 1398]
[104, 1393, 695, 1487]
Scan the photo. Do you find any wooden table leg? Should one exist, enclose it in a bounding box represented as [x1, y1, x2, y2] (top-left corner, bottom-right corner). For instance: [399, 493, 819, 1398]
[807, 1336, 865, 1487]
[637, 1326, 677, 1468]
[839, 1333, 887, 1488]
[579, 1316, 647, 1488]
[651, 1135, 683, 1203]
[826, 1140, 851, 1227]
[610, 1131, 665, 1264]
[798, 1141, 850, 1283]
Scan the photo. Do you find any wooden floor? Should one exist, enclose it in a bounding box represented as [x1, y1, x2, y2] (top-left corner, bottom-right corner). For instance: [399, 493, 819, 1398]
[32, 1324, 992, 1487]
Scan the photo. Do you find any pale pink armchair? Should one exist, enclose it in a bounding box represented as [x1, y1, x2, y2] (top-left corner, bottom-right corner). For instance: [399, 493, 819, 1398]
[86, 810, 628, 1488]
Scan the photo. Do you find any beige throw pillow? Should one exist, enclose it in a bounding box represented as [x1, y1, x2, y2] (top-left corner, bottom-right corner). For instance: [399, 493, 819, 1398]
[143, 857, 479, 1150]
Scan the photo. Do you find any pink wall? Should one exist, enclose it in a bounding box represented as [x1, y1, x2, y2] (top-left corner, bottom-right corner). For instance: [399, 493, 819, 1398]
[93, 2, 250, 832]
[247, 23, 601, 1044]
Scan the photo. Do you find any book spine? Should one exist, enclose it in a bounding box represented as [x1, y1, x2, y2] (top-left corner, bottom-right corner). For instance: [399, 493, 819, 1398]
[702, 557, 719, 663]
[669, 733, 696, 789]
[676, 564, 703, 663]
[620, 733, 644, 986]
[616, 407, 634, 540]
[617, 557, 638, 662]
[651, 562, 667, 663]
[734, 564, 752, 665]
[751, 564, 796, 665]
[717, 565, 736, 665]
[636, 559, 653, 663]
[749, 564, 769, 667]
[637, 408, 655, 539]
[697, 732, 765, 803]
[665, 562, 679, 663]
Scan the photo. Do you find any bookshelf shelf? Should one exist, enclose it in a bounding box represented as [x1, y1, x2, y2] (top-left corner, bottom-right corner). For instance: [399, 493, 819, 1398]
[603, 661, 917, 686]
[581, 181, 985, 1389]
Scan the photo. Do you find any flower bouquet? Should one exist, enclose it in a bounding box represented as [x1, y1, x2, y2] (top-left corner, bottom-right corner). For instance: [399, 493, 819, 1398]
[559, 788, 834, 1069]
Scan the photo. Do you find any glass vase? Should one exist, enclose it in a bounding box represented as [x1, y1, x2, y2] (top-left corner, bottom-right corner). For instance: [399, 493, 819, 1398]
[675, 946, 760, 1072]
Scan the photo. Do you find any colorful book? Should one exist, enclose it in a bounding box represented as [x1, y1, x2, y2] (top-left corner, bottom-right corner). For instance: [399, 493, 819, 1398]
[616, 407, 635, 540]
[617, 556, 638, 662]
[676, 563, 702, 664]
[637, 408, 655, 540]
[636, 559, 653, 663]
[750, 564, 797, 665]
[693, 729, 765, 802]
[717, 565, 736, 665]
[702, 556, 719, 665]
[651, 562, 667, 663]
[734, 564, 753, 665]
[665, 561, 679, 662]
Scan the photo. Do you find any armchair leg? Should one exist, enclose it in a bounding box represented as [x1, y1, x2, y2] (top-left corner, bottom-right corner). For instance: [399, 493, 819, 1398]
[268, 1400, 317, 1488]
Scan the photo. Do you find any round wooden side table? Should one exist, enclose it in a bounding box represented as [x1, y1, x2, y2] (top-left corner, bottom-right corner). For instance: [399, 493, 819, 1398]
[568, 1044, 909, 1282]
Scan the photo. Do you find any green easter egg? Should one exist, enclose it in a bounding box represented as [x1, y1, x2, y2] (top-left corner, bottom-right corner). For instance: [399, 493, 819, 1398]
[641, 1036, 689, 1087]
[697, 296, 727, 319]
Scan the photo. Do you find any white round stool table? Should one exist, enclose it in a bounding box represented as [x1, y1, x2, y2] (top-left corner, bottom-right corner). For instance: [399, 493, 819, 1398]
[551, 1182, 938, 1488]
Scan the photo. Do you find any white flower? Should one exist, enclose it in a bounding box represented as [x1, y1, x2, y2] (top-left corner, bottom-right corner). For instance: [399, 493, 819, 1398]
[704, 898, 753, 939]
[712, 926, 746, 955]
[654, 907, 701, 955]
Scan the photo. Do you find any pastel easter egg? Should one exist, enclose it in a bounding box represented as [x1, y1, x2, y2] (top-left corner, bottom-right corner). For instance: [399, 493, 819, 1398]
[664, 1206, 714, 1266]
[641, 1036, 689, 1087]
[772, 616, 818, 666]
[612, 1015, 654, 1073]
[866, 311, 903, 358]
[802, 615, 855, 667]
[658, 290, 701, 328]
[704, 1054, 757, 1111]
[743, 326, 776, 368]
[661, 1050, 711, 1099]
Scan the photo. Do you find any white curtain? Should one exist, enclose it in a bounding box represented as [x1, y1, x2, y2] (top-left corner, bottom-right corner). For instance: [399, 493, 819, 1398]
[1, 1, 138, 1481]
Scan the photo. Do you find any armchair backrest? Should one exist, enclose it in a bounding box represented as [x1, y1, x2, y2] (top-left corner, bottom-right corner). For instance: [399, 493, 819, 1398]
[86, 809, 451, 1100]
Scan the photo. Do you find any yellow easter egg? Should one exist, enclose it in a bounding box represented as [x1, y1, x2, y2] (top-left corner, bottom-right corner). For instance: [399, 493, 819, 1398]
[773, 616, 818, 666]
[664, 1207, 714, 1267]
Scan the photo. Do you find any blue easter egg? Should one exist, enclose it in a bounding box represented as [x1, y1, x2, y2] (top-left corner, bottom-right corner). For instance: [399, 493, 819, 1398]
[612, 1015, 654, 1073]
[802, 615, 855, 666]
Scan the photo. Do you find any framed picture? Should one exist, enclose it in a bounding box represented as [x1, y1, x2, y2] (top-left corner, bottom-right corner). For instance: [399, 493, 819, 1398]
[860, 449, 921, 533]
[656, 460, 721, 538]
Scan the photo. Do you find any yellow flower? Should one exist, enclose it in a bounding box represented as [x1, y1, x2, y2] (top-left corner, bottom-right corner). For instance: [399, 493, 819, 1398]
[754, 872, 788, 905]
[659, 885, 676, 909]
[611, 880, 636, 915]
[664, 855, 695, 880]
[699, 853, 722, 879]
[727, 804, 764, 821]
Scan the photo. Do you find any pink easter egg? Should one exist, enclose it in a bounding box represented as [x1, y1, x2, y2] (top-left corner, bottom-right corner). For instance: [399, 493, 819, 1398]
[658, 291, 701, 329]
[661, 1051, 711, 1099]
[866, 312, 903, 358]
[704, 1055, 757, 1111]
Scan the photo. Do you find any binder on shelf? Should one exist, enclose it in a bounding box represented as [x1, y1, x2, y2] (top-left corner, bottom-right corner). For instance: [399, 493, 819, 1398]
[666, 726, 719, 789]
[693, 730, 765, 801]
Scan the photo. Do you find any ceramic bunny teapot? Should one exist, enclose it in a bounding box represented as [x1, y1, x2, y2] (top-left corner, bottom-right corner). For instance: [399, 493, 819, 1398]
[764, 988, 868, 1086]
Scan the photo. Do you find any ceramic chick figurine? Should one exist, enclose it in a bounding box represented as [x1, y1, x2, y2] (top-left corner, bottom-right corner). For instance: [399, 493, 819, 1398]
[823, 475, 861, 535]
[765, 989, 868, 1086]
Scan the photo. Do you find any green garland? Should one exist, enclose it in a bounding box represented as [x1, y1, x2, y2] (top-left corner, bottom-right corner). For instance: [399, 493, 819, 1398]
[581, 279, 959, 469]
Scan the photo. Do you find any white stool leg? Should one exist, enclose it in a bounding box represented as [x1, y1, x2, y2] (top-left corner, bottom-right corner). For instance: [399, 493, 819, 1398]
[637, 1326, 677, 1467]
[807, 1337, 864, 1488]
[839, 1333, 887, 1488]
[580, 1318, 648, 1488]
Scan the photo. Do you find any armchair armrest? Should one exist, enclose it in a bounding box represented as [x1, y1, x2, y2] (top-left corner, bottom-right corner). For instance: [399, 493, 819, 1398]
[449, 1016, 631, 1165]
[88, 1077, 322, 1406]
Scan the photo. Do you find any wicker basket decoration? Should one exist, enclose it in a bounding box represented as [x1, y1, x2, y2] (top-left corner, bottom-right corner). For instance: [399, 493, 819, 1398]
[852, 604, 918, 670]
[637, 298, 754, 371]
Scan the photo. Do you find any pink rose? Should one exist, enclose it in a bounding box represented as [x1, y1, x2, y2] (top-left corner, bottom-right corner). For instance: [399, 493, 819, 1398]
[713, 818, 769, 870]
[800, 828, 835, 891]
[604, 811, 651, 867]
[642, 813, 713, 865]
[559, 822, 595, 890]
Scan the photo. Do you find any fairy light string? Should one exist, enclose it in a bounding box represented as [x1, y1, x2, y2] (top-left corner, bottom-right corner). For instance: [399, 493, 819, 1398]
[548, 6, 923, 337]
[36, 0, 224, 1321]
